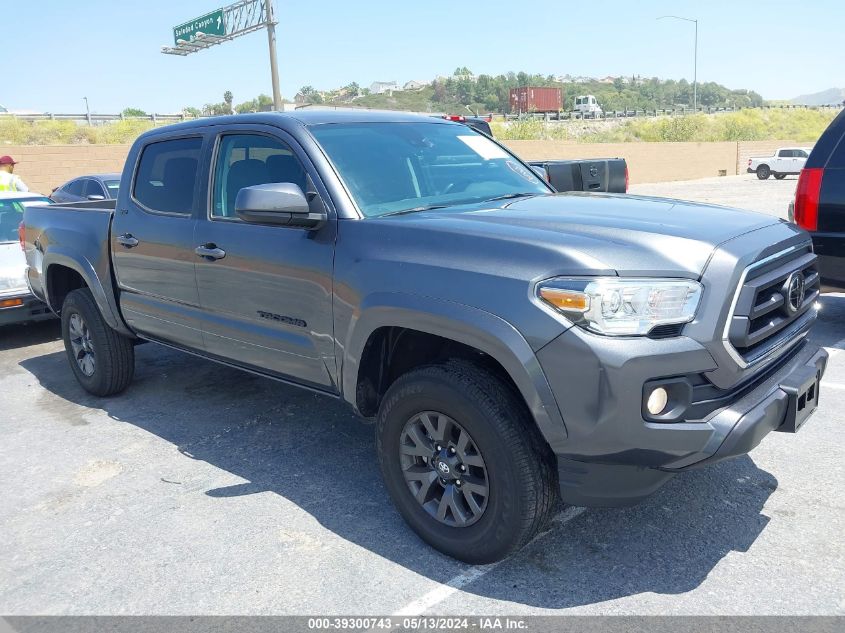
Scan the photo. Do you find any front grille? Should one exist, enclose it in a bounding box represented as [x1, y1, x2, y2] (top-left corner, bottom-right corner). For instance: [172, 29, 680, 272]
[727, 245, 819, 365]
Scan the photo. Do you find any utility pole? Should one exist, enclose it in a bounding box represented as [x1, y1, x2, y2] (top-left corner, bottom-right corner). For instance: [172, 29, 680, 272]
[266, 1, 282, 111]
[83, 96, 91, 125]
[658, 15, 699, 111]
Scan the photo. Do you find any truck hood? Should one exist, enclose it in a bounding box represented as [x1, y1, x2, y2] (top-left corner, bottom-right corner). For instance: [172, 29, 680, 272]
[392, 192, 782, 277]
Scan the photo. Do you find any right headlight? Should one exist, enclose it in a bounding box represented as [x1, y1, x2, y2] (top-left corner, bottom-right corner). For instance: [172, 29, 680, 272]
[537, 277, 703, 336]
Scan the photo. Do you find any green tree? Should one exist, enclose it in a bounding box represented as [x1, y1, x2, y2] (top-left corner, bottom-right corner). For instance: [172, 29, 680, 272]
[182, 106, 201, 118]
[121, 107, 148, 117]
[223, 91, 234, 114]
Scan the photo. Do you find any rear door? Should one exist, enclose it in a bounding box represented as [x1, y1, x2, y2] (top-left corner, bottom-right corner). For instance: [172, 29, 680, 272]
[193, 126, 338, 390]
[111, 134, 206, 350]
[775, 149, 793, 172]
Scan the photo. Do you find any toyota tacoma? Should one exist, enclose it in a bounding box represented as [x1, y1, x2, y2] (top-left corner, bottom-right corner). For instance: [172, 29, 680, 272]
[22, 110, 827, 563]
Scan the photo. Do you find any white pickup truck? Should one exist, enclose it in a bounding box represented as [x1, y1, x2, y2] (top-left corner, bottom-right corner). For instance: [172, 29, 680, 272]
[748, 147, 812, 180]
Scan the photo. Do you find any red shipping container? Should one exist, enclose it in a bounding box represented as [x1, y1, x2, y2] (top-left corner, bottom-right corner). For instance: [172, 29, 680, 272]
[509, 87, 562, 113]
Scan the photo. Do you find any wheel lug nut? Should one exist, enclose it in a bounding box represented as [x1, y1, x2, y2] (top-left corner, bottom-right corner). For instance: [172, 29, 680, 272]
[456, 480, 462, 486]
[449, 447, 456, 454]
[435, 445, 442, 451]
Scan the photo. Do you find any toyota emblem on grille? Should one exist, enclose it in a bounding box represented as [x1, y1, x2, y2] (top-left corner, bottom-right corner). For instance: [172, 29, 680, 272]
[786, 272, 806, 313]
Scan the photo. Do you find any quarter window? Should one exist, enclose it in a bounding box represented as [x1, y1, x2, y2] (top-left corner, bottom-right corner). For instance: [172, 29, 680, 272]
[133, 137, 202, 214]
[211, 134, 307, 219]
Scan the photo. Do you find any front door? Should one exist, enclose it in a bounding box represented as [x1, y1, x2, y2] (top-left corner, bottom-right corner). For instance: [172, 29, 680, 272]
[193, 130, 337, 391]
[111, 135, 205, 351]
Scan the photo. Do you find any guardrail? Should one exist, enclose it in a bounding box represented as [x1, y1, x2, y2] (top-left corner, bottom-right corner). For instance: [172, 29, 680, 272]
[497, 103, 844, 121]
[2, 103, 842, 125]
[0, 113, 198, 124]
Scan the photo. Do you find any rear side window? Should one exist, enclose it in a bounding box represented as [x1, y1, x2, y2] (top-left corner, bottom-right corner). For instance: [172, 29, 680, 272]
[133, 137, 202, 214]
[826, 136, 845, 169]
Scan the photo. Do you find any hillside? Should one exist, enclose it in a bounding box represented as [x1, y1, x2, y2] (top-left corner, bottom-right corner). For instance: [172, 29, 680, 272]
[321, 72, 765, 114]
[792, 88, 845, 106]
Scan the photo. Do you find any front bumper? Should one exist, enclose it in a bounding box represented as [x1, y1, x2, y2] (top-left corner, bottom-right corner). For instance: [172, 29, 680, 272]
[537, 327, 827, 507]
[0, 292, 55, 327]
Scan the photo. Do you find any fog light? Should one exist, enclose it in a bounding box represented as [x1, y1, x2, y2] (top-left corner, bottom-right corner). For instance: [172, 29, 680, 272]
[646, 387, 669, 416]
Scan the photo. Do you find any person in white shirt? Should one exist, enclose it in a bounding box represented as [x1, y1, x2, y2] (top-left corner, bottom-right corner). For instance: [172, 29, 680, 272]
[0, 155, 29, 192]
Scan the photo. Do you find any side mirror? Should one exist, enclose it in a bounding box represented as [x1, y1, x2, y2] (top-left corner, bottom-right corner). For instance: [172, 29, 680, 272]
[87, 194, 106, 201]
[235, 182, 327, 229]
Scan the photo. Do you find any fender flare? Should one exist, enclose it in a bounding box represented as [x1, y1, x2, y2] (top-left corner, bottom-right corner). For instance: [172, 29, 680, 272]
[42, 249, 132, 337]
[342, 292, 568, 452]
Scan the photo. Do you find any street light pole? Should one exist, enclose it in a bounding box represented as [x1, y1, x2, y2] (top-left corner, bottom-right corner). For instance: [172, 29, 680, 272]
[265, 0, 282, 111]
[658, 15, 698, 111]
[83, 96, 91, 125]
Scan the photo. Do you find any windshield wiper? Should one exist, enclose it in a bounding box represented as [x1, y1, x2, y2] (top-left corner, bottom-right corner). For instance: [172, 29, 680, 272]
[380, 204, 449, 217]
[485, 192, 538, 202]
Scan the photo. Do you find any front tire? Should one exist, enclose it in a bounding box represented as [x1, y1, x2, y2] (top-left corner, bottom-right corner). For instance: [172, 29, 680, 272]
[376, 361, 558, 564]
[756, 164, 771, 180]
[61, 288, 135, 396]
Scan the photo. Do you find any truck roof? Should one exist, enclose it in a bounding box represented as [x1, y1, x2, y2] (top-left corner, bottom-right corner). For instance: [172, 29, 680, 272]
[144, 109, 452, 136]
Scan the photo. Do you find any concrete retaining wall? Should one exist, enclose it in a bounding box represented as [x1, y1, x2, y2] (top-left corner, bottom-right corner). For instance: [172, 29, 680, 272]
[2, 140, 805, 194]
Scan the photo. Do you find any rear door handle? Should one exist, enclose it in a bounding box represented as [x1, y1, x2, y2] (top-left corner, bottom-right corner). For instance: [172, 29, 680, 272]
[116, 234, 139, 248]
[195, 244, 226, 260]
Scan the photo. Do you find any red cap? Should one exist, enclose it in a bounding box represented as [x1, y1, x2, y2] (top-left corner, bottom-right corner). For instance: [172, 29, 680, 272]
[0, 156, 17, 165]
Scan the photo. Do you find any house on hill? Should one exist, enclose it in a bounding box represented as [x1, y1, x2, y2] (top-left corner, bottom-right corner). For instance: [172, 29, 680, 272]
[370, 81, 399, 95]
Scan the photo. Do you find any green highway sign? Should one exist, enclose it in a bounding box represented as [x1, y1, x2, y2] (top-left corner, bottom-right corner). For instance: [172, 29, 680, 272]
[173, 9, 226, 45]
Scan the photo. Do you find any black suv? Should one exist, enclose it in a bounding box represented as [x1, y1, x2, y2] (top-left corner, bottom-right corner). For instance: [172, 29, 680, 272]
[793, 109, 845, 289]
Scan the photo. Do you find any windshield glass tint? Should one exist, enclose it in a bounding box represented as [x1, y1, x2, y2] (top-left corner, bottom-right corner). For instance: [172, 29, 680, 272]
[0, 197, 50, 242]
[310, 122, 549, 217]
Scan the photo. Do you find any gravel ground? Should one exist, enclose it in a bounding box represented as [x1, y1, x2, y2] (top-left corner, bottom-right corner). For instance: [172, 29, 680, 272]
[1, 176, 843, 617]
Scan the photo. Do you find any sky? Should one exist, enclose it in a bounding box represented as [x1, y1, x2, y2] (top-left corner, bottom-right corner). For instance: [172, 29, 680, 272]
[4, 0, 843, 114]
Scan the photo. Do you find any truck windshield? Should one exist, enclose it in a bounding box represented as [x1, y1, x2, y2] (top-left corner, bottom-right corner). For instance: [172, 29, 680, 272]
[310, 122, 550, 217]
[0, 197, 51, 242]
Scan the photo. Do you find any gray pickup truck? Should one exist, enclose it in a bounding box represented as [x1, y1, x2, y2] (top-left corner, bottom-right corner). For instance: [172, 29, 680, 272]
[23, 110, 827, 564]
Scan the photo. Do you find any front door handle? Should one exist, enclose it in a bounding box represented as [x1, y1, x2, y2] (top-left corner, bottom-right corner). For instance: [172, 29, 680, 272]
[116, 233, 139, 248]
[195, 244, 226, 260]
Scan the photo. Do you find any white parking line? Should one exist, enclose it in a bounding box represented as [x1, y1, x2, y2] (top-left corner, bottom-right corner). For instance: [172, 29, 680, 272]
[392, 506, 586, 616]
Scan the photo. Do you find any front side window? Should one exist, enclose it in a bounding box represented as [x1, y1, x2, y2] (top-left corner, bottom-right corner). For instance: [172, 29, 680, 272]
[133, 137, 202, 214]
[64, 179, 85, 197]
[310, 122, 549, 218]
[778, 149, 794, 158]
[86, 180, 106, 198]
[212, 134, 307, 219]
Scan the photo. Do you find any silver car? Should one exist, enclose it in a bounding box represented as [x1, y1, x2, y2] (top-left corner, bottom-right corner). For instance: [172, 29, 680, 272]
[0, 192, 55, 326]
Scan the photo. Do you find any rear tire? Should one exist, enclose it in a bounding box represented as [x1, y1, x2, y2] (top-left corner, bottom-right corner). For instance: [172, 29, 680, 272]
[774, 173, 787, 180]
[756, 165, 771, 180]
[61, 288, 135, 396]
[376, 361, 558, 564]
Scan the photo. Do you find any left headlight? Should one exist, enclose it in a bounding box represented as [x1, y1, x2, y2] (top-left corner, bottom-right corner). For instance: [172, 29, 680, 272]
[537, 277, 703, 336]
[0, 268, 28, 295]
